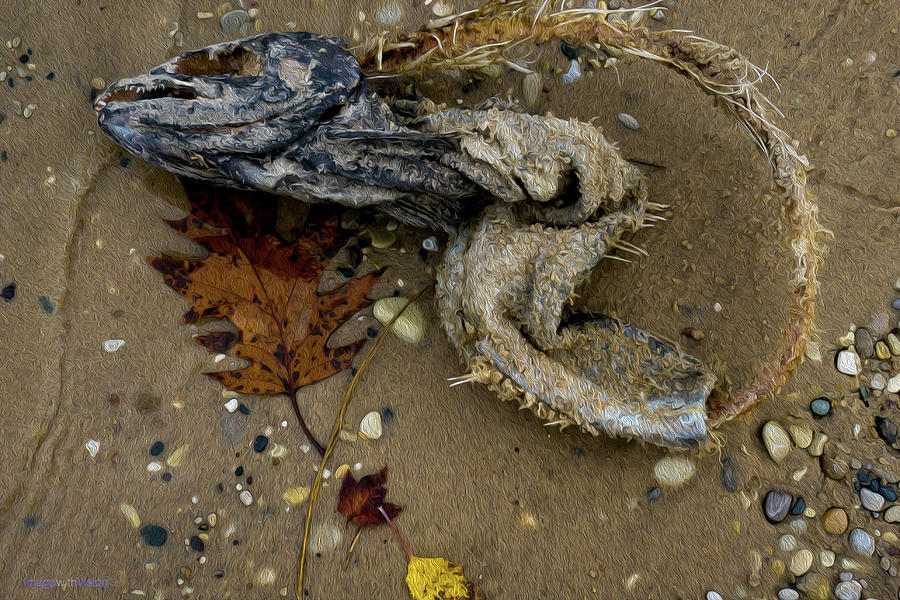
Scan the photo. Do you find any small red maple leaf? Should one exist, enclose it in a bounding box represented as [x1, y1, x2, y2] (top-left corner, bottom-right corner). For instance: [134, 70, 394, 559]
[337, 467, 402, 527]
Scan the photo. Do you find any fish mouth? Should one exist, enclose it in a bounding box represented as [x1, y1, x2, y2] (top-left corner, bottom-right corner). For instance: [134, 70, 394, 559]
[93, 82, 199, 112]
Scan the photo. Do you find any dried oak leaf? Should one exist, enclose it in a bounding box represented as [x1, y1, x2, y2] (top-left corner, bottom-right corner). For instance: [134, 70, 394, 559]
[149, 182, 381, 400]
[338, 467, 402, 527]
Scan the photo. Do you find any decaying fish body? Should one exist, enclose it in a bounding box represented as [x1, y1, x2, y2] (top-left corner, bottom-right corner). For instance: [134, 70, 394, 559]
[94, 7, 820, 451]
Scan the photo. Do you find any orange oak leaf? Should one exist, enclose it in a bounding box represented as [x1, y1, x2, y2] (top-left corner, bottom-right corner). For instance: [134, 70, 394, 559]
[148, 182, 382, 452]
[338, 467, 402, 528]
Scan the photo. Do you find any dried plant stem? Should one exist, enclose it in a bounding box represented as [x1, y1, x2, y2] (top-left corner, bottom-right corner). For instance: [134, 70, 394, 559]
[378, 504, 413, 561]
[296, 285, 432, 600]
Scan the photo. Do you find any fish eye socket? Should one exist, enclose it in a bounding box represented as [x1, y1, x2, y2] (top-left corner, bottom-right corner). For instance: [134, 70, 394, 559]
[174, 46, 262, 78]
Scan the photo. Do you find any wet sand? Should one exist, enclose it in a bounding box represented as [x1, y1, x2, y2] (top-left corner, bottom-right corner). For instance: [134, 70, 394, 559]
[0, 0, 898, 598]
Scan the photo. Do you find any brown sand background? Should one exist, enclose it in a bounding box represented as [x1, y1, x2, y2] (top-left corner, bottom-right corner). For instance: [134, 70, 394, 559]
[0, 0, 898, 598]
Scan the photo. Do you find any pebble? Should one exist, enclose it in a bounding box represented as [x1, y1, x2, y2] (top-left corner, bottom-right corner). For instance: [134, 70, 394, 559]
[809, 397, 831, 417]
[375, 0, 403, 25]
[822, 507, 848, 535]
[358, 410, 383, 441]
[652, 456, 695, 487]
[893, 298, 900, 310]
[166, 444, 189, 467]
[721, 457, 738, 491]
[789, 424, 813, 448]
[522, 72, 542, 106]
[282, 486, 310, 508]
[875, 417, 898, 445]
[189, 535, 204, 552]
[562, 60, 582, 84]
[147, 461, 162, 472]
[149, 441, 164, 456]
[779, 534, 797, 551]
[871, 373, 886, 390]
[369, 228, 396, 249]
[821, 453, 849, 480]
[854, 327, 875, 358]
[795, 573, 829, 600]
[875, 341, 891, 359]
[808, 432, 828, 457]
[239, 490, 253, 506]
[887, 333, 900, 355]
[833, 581, 862, 600]
[373, 296, 426, 344]
[421, 236, 439, 252]
[103, 339, 126, 352]
[804, 340, 822, 362]
[120, 503, 141, 528]
[141, 525, 168, 546]
[220, 9, 249, 34]
[762, 421, 792, 464]
[85, 439, 100, 457]
[258, 567, 276, 585]
[836, 349, 861, 375]
[820, 550, 835, 567]
[764, 489, 792, 523]
[861, 487, 885, 511]
[705, 592, 723, 600]
[790, 496, 806, 515]
[253, 435, 269, 453]
[777, 589, 799, 600]
[848, 528, 874, 556]
[224, 398, 239, 413]
[617, 112, 640, 130]
[790, 549, 813, 576]
[884, 505, 900, 523]
[886, 373, 900, 393]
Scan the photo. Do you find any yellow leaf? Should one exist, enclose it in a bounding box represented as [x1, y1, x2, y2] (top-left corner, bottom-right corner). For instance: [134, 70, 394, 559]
[405, 556, 472, 600]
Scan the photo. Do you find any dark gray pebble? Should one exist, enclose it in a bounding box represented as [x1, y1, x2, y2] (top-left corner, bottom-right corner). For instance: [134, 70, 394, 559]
[252, 435, 268, 453]
[790, 496, 806, 515]
[876, 417, 898, 445]
[721, 457, 739, 492]
[149, 441, 164, 456]
[854, 327, 874, 358]
[764, 490, 792, 523]
[1, 282, 15, 301]
[141, 524, 168, 546]
[881, 485, 898, 501]
[560, 41, 580, 60]
[892, 298, 900, 310]
[647, 487, 661, 501]
[810, 398, 831, 417]
[238, 403, 250, 415]
[189, 535, 204, 552]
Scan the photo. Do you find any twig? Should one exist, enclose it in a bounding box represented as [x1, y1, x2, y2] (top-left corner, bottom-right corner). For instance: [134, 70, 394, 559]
[296, 285, 433, 600]
[378, 504, 413, 561]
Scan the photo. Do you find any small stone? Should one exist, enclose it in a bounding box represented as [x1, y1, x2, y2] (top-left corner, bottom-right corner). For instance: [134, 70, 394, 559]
[798, 573, 833, 600]
[836, 349, 861, 375]
[368, 228, 396, 249]
[887, 333, 900, 355]
[562, 59, 582, 84]
[875, 341, 891, 360]
[777, 589, 799, 600]
[764, 489, 792, 523]
[820, 550, 835, 567]
[224, 398, 239, 413]
[884, 505, 900, 523]
[334, 464, 350, 480]
[860, 487, 885, 511]
[120, 503, 141, 528]
[358, 410, 383, 441]
[833, 580, 862, 600]
[893, 298, 900, 310]
[762, 421, 792, 464]
[779, 534, 797, 551]
[149, 441, 164, 456]
[652, 455, 695, 487]
[239, 490, 253, 506]
[854, 327, 875, 358]
[848, 528, 875, 556]
[876, 417, 898, 445]
[721, 457, 738, 491]
[617, 112, 640, 130]
[166, 444, 189, 468]
[207, 513, 217, 528]
[147, 461, 162, 472]
[103, 339, 126, 352]
[887, 373, 900, 393]
[421, 236, 439, 252]
[821, 453, 849, 480]
[141, 525, 168, 547]
[789, 549, 813, 576]
[257, 567, 276, 585]
[808, 432, 828, 457]
[789, 424, 813, 448]
[189, 535, 204, 552]
[871, 373, 886, 390]
[85, 439, 100, 457]
[790, 496, 806, 515]
[253, 435, 269, 453]
[822, 507, 848, 535]
[809, 397, 831, 417]
[373, 296, 426, 344]
[282, 486, 310, 507]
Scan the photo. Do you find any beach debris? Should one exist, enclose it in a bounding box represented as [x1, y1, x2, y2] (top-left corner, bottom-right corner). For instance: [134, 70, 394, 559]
[84, 439, 100, 457]
[148, 183, 382, 454]
[762, 421, 791, 464]
[617, 112, 640, 130]
[561, 59, 582, 84]
[421, 236, 439, 252]
[358, 410, 383, 441]
[337, 467, 401, 528]
[652, 455, 695, 487]
[103, 339, 125, 352]
[373, 297, 426, 344]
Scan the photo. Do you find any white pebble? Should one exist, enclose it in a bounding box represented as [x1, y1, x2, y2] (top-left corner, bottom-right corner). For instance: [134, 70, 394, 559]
[835, 349, 861, 375]
[652, 456, 695, 487]
[834, 580, 862, 600]
[860, 487, 885, 512]
[300, 443, 310, 454]
[886, 373, 900, 394]
[706, 592, 723, 600]
[239, 490, 253, 506]
[849, 528, 875, 556]
[778, 534, 797, 551]
[258, 567, 276, 585]
[373, 296, 426, 344]
[778, 589, 799, 600]
[820, 550, 836, 567]
[422, 236, 439, 252]
[359, 411, 383, 441]
[224, 398, 239, 413]
[103, 339, 126, 352]
[804, 340, 822, 362]
[618, 112, 640, 130]
[562, 60, 582, 84]
[147, 461, 162, 472]
[85, 439, 100, 457]
[353, 462, 363, 471]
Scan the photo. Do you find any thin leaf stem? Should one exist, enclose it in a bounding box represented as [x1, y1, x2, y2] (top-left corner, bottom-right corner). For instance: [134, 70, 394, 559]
[378, 505, 412, 561]
[290, 384, 325, 456]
